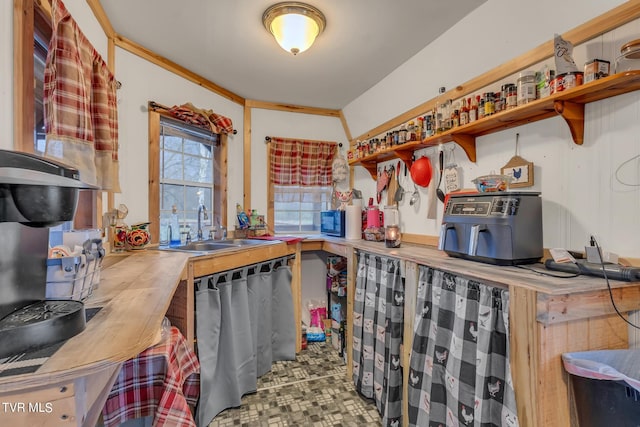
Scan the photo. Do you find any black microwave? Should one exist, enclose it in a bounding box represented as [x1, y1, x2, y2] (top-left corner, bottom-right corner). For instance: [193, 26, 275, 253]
[321, 210, 345, 237]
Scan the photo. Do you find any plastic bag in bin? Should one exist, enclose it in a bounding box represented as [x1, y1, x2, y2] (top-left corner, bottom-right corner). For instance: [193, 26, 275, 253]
[562, 349, 640, 392]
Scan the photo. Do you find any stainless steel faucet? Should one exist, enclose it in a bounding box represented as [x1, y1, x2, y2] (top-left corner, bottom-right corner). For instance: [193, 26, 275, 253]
[197, 204, 208, 240]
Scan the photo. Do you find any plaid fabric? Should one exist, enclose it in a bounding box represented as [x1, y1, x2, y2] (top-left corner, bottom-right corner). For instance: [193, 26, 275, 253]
[44, 0, 120, 191]
[102, 326, 200, 427]
[168, 102, 234, 135]
[352, 252, 404, 426]
[269, 137, 337, 186]
[407, 266, 518, 427]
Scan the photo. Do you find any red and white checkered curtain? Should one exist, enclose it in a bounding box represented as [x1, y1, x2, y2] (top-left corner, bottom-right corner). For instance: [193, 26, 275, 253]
[44, 0, 120, 191]
[269, 137, 337, 186]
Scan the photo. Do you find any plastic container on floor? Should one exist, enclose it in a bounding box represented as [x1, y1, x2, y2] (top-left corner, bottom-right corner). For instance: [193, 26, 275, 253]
[562, 349, 640, 427]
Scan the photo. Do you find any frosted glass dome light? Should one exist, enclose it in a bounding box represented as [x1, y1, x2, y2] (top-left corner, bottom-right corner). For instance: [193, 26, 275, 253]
[263, 2, 326, 55]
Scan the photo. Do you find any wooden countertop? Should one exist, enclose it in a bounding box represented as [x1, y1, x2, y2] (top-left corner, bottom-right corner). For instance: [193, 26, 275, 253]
[0, 249, 191, 392]
[1, 236, 634, 392]
[318, 237, 640, 296]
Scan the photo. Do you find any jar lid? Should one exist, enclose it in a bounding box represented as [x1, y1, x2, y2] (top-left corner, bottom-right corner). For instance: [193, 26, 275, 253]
[621, 39, 640, 59]
[519, 70, 536, 78]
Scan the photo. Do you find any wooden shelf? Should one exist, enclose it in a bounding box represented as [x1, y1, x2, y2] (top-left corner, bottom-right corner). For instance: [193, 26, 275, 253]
[350, 71, 640, 180]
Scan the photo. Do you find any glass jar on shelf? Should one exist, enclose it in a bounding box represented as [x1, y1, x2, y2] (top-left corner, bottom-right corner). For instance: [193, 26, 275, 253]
[615, 39, 640, 73]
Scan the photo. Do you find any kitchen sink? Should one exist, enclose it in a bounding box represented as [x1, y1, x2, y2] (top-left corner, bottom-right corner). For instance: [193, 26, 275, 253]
[159, 238, 277, 253]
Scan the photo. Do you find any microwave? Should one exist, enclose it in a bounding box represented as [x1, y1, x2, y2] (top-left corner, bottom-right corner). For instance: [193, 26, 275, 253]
[321, 210, 345, 237]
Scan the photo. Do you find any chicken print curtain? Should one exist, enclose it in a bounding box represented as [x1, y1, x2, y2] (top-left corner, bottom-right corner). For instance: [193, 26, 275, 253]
[352, 252, 404, 426]
[407, 266, 519, 426]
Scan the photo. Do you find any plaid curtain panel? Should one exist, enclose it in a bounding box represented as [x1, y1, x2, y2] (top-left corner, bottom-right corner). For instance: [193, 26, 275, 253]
[352, 252, 404, 426]
[44, 0, 120, 191]
[408, 266, 519, 427]
[269, 137, 336, 186]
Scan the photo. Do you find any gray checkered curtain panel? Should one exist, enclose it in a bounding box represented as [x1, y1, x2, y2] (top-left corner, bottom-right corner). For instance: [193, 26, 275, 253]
[352, 252, 404, 426]
[407, 266, 519, 426]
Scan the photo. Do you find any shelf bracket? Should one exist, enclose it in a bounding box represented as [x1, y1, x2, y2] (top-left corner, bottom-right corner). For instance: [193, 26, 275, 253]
[359, 160, 377, 180]
[450, 134, 477, 163]
[554, 100, 585, 145]
[395, 151, 414, 169]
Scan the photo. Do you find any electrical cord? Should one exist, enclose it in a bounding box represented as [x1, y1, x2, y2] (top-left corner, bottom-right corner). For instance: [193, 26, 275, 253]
[591, 235, 640, 330]
[516, 264, 580, 278]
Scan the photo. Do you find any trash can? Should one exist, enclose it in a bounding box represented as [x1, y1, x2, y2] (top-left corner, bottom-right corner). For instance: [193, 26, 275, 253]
[562, 349, 640, 427]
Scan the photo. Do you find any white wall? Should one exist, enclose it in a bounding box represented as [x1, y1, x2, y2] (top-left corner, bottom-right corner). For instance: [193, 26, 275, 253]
[6, 0, 640, 259]
[114, 48, 245, 225]
[344, 0, 640, 257]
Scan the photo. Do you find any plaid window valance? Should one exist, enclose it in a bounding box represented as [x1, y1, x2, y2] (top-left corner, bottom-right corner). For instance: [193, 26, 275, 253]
[44, 0, 120, 191]
[269, 137, 337, 186]
[167, 103, 234, 135]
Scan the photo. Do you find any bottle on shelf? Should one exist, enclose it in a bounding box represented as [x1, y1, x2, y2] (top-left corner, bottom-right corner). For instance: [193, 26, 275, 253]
[451, 106, 460, 128]
[435, 86, 448, 134]
[484, 92, 495, 116]
[398, 125, 407, 144]
[460, 98, 469, 126]
[469, 96, 478, 123]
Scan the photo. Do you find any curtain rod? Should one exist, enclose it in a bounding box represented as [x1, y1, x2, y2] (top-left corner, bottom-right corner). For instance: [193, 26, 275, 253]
[148, 101, 237, 135]
[264, 136, 342, 147]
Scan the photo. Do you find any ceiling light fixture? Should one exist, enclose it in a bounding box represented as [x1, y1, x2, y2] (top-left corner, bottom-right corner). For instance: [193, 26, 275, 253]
[262, 2, 326, 55]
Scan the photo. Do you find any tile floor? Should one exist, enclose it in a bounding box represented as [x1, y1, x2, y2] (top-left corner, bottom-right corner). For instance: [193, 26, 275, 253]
[208, 342, 381, 426]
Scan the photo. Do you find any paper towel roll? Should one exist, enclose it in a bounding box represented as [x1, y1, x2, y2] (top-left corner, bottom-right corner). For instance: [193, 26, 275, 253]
[345, 205, 362, 240]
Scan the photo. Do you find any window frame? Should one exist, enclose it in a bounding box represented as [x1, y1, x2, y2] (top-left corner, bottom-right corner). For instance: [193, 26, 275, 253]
[148, 109, 228, 243]
[266, 140, 335, 235]
[271, 184, 332, 234]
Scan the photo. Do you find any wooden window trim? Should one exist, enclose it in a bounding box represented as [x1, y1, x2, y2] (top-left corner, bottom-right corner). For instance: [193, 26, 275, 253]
[148, 109, 228, 243]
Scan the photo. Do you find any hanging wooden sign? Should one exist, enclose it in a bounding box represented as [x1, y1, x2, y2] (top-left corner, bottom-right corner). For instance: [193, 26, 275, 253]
[501, 133, 534, 188]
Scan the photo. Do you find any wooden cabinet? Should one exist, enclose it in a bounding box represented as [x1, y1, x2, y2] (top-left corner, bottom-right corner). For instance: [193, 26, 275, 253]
[350, 71, 640, 180]
[319, 238, 640, 427]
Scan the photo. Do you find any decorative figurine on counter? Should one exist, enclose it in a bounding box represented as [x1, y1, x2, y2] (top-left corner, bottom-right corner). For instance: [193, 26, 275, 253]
[332, 148, 352, 210]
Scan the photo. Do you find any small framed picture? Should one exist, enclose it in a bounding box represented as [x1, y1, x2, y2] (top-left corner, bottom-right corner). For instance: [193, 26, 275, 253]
[501, 156, 534, 188]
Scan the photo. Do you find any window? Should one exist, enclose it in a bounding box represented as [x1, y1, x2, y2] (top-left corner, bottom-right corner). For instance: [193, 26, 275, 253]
[267, 137, 336, 235]
[273, 185, 332, 233]
[149, 112, 227, 243]
[33, 10, 50, 155]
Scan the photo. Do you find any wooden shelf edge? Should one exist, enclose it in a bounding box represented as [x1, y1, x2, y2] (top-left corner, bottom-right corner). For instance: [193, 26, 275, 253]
[348, 71, 640, 175]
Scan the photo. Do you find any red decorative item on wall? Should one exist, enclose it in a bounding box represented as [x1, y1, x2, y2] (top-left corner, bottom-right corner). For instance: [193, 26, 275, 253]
[410, 156, 433, 187]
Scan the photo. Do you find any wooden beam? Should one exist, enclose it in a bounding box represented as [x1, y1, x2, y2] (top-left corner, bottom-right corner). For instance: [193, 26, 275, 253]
[351, 0, 640, 143]
[243, 104, 252, 213]
[13, 0, 35, 153]
[85, 0, 114, 38]
[114, 34, 245, 105]
[148, 111, 161, 243]
[339, 110, 352, 141]
[245, 99, 340, 117]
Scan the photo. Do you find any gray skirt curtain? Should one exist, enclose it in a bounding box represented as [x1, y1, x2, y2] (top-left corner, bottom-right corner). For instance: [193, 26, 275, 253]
[195, 257, 296, 426]
[407, 266, 519, 427]
[352, 252, 404, 427]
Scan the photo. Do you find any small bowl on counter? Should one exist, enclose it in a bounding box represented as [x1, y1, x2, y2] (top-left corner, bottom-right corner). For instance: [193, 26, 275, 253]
[472, 174, 512, 192]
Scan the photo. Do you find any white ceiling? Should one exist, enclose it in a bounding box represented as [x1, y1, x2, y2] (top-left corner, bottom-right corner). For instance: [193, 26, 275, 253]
[100, 0, 486, 110]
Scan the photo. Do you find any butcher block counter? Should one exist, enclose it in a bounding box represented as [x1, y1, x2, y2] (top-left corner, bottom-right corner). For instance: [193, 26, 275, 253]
[0, 239, 296, 427]
[317, 237, 640, 427]
[0, 249, 192, 426]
